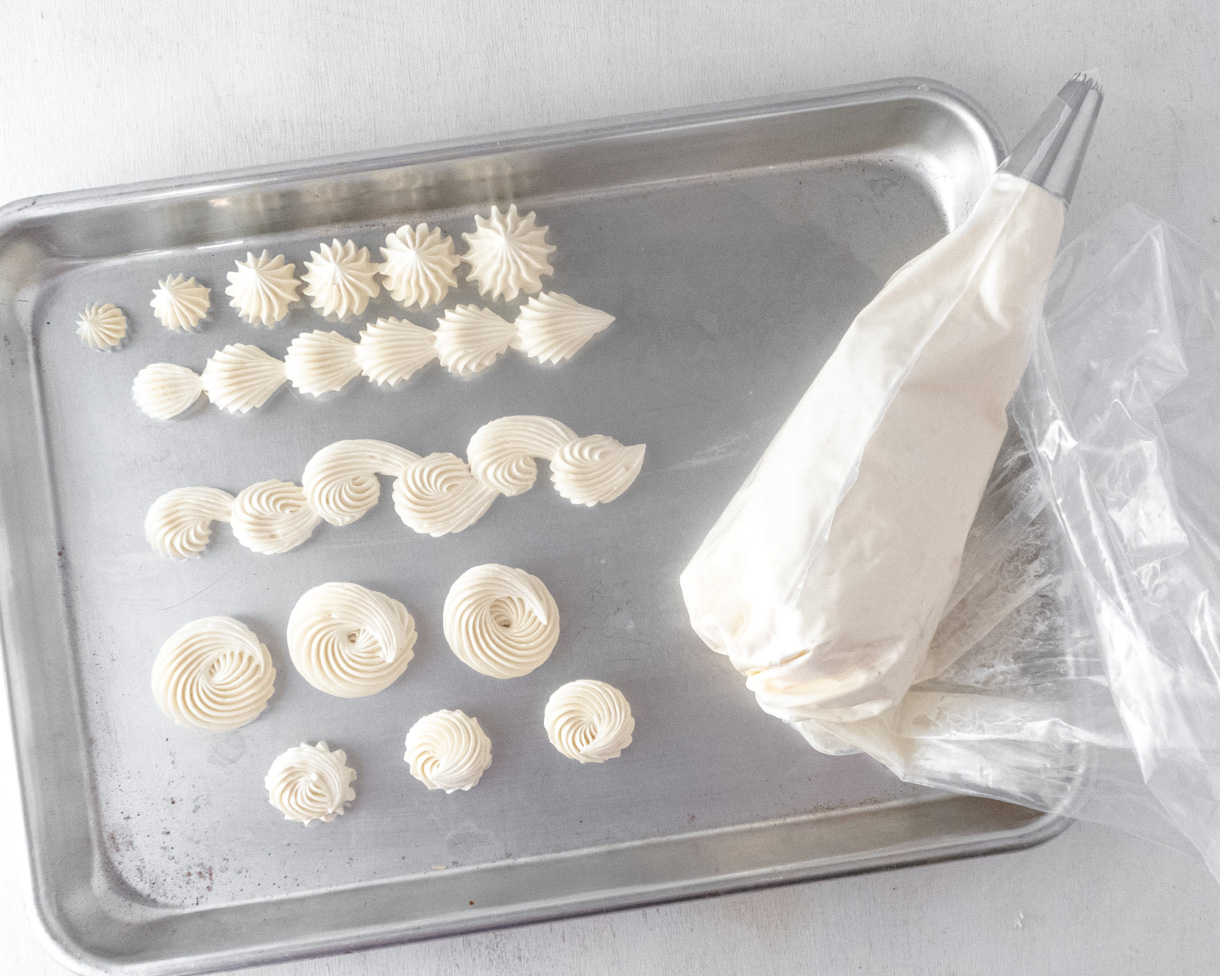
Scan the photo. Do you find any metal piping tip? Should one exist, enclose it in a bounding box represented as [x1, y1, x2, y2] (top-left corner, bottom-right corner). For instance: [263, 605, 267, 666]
[999, 71, 1103, 205]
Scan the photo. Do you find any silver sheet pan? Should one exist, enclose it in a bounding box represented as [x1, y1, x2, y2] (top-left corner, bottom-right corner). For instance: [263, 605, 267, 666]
[0, 78, 1064, 975]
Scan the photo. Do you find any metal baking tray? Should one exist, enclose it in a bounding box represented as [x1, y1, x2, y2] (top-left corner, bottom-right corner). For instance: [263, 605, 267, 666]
[0, 78, 1065, 975]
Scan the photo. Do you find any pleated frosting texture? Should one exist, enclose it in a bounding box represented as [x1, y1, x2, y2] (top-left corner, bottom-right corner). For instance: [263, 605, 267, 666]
[131, 285, 612, 420]
[76, 302, 127, 350]
[287, 582, 417, 698]
[403, 709, 493, 792]
[151, 616, 276, 731]
[301, 239, 380, 319]
[151, 274, 210, 331]
[461, 205, 555, 301]
[378, 223, 461, 308]
[544, 679, 635, 763]
[225, 250, 300, 327]
[265, 741, 357, 825]
[145, 418, 645, 558]
[443, 564, 560, 679]
[132, 363, 204, 420]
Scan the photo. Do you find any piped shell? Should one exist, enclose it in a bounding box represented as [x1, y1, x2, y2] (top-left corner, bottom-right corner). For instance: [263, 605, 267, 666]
[284, 330, 361, 395]
[513, 292, 614, 364]
[132, 363, 204, 419]
[355, 317, 438, 386]
[201, 344, 288, 413]
[434, 305, 515, 376]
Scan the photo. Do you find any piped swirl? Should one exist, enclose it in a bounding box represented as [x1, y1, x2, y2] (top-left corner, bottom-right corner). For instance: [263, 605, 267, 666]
[466, 415, 577, 496]
[443, 564, 560, 679]
[287, 582, 416, 698]
[145, 487, 235, 559]
[302, 439, 418, 526]
[403, 709, 492, 792]
[229, 480, 321, 554]
[391, 453, 498, 537]
[151, 616, 276, 731]
[265, 741, 356, 825]
[543, 679, 635, 763]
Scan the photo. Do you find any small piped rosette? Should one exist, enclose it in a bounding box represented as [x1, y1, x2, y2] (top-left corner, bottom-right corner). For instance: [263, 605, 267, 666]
[404, 709, 492, 793]
[544, 679, 635, 763]
[287, 582, 416, 698]
[265, 741, 356, 825]
[443, 564, 560, 679]
[151, 616, 276, 731]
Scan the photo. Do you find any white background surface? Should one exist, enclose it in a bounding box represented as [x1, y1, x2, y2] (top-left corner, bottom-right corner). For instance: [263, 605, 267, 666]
[3, 1, 1220, 973]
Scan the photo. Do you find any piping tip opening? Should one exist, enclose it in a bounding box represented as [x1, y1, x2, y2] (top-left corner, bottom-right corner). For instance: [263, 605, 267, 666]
[1068, 69, 1103, 96]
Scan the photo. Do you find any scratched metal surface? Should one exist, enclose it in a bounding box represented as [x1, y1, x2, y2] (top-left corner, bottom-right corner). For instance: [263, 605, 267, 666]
[0, 82, 1060, 974]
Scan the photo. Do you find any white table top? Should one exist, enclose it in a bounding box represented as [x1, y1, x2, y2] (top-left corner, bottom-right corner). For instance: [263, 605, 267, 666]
[3, 1, 1220, 972]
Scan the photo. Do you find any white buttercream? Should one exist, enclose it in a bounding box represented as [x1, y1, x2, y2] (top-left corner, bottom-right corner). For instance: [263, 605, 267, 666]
[391, 452, 498, 536]
[287, 582, 416, 698]
[229, 480, 321, 554]
[76, 303, 127, 350]
[355, 317, 439, 386]
[145, 486, 234, 559]
[404, 710, 493, 793]
[302, 439, 418, 526]
[265, 741, 356, 825]
[132, 363, 204, 420]
[543, 679, 635, 763]
[151, 616, 276, 731]
[513, 292, 614, 364]
[461, 205, 555, 301]
[201, 344, 288, 413]
[225, 250, 300, 327]
[466, 415, 577, 496]
[550, 435, 646, 506]
[284, 330, 361, 395]
[434, 305, 515, 376]
[379, 223, 461, 308]
[301, 239, 380, 319]
[443, 563, 560, 679]
[679, 172, 1066, 724]
[151, 274, 210, 332]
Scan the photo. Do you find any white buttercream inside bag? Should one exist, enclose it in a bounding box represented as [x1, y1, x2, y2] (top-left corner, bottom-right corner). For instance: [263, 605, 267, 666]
[680, 172, 1064, 723]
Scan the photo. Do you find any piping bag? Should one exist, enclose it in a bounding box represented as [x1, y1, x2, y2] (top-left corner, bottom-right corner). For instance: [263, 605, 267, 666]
[680, 74, 1103, 726]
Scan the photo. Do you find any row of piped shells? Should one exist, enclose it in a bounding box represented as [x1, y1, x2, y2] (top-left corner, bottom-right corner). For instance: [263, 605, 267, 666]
[76, 207, 557, 350]
[269, 681, 633, 824]
[131, 291, 614, 420]
[144, 417, 646, 560]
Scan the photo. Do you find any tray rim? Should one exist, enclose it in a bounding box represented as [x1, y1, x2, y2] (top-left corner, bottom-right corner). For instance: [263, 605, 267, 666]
[0, 76, 1073, 976]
